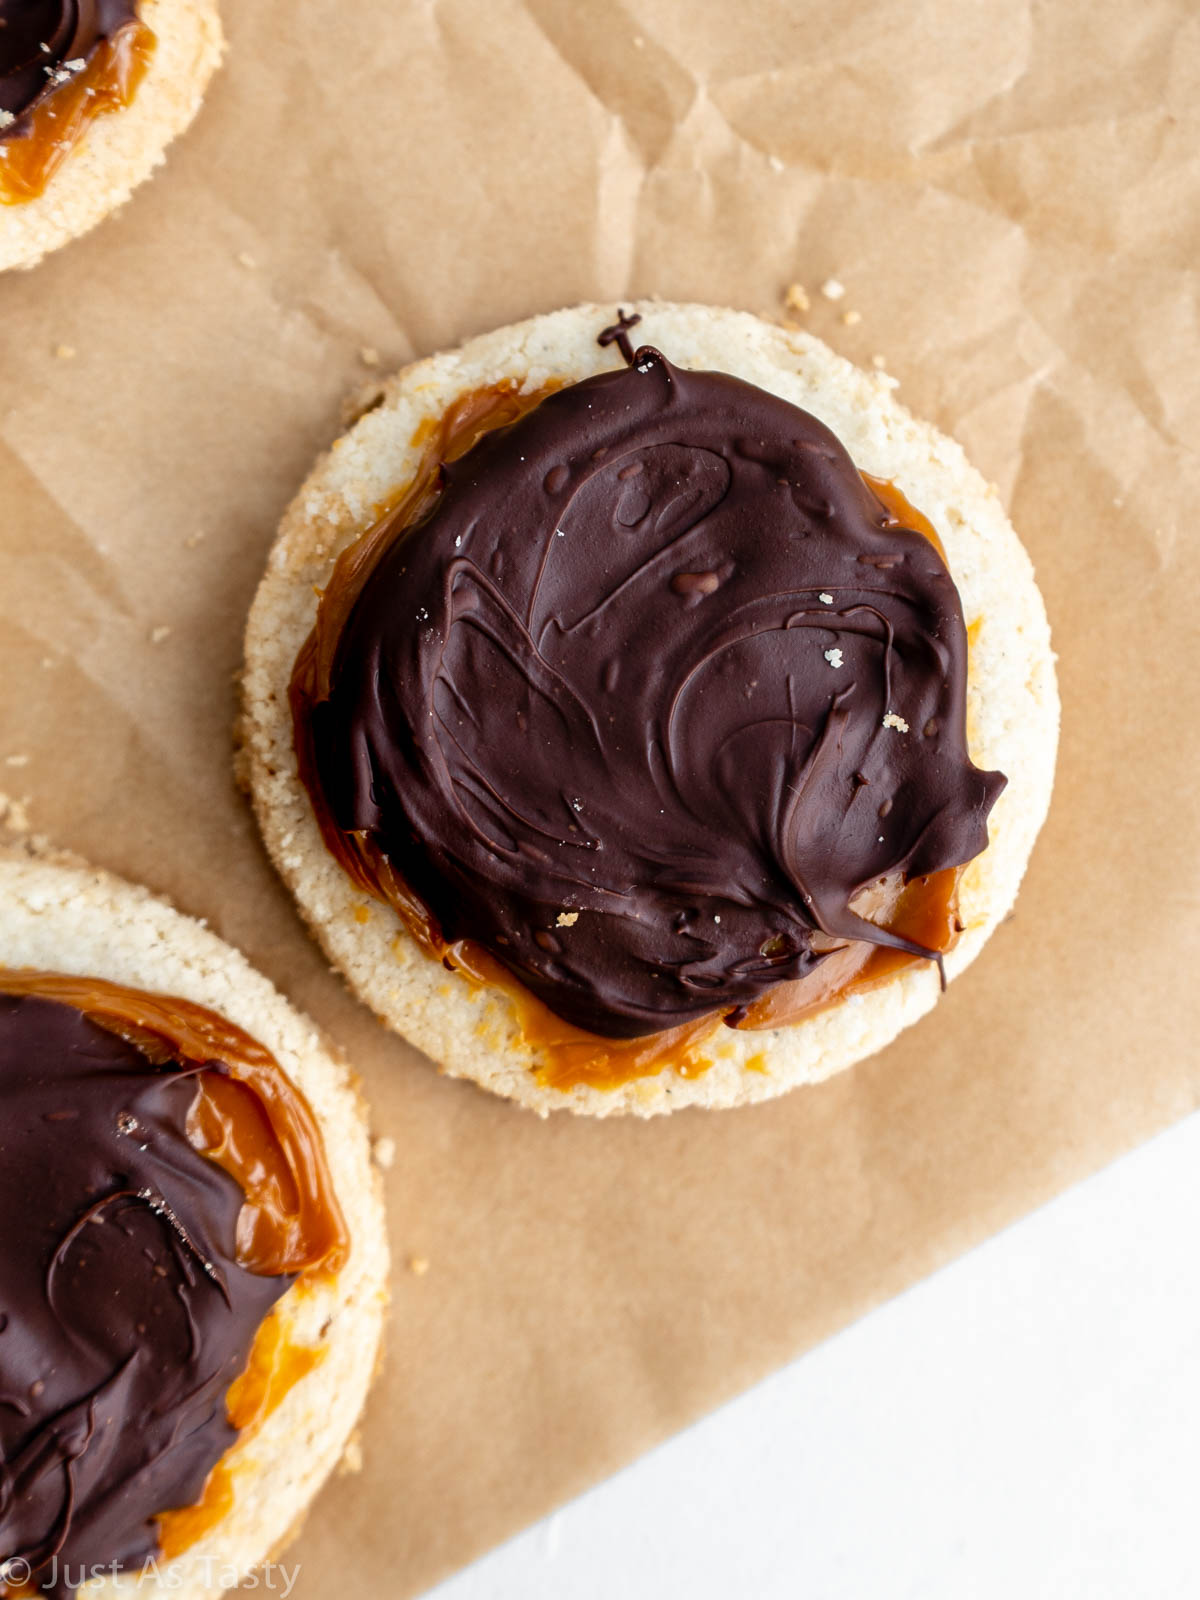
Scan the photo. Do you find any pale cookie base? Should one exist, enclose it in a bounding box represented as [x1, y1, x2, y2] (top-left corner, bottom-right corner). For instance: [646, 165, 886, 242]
[0, 0, 223, 273]
[0, 850, 389, 1600]
[241, 302, 1060, 1119]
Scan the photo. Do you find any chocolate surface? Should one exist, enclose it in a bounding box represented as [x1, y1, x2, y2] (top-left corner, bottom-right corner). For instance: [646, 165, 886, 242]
[308, 347, 1005, 1037]
[0, 0, 138, 134]
[0, 992, 289, 1592]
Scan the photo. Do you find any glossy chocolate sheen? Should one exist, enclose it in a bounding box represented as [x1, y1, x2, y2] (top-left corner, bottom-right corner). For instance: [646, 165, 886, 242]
[0, 993, 290, 1592]
[310, 348, 1006, 1038]
[0, 0, 137, 132]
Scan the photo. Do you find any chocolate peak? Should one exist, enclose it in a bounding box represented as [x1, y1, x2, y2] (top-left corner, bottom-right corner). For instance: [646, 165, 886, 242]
[596, 308, 643, 366]
[0, 993, 290, 1593]
[0, 1, 136, 133]
[309, 345, 1005, 1037]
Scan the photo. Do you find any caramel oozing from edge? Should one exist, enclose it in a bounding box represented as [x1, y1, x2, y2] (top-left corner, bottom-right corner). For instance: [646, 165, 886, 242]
[0, 969, 347, 1277]
[0, 970, 348, 1560]
[156, 1308, 323, 1561]
[0, 23, 156, 206]
[290, 388, 965, 1093]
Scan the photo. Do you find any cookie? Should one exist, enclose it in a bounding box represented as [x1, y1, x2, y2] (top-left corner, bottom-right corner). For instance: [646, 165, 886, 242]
[241, 301, 1059, 1118]
[0, 0, 222, 272]
[0, 851, 389, 1598]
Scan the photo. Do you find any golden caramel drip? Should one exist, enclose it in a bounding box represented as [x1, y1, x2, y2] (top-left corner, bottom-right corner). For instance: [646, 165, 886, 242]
[0, 23, 155, 206]
[425, 866, 961, 1090]
[189, 1071, 329, 1277]
[156, 1308, 324, 1559]
[731, 867, 961, 1031]
[863, 471, 949, 562]
[290, 387, 964, 1092]
[443, 938, 724, 1093]
[0, 970, 347, 1275]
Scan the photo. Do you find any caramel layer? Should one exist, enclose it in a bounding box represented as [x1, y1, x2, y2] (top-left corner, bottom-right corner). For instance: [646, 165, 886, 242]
[0, 969, 347, 1275]
[0, 22, 155, 206]
[157, 1307, 324, 1559]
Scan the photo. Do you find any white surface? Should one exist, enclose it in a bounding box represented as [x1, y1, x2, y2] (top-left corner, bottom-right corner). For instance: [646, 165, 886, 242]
[430, 1112, 1200, 1600]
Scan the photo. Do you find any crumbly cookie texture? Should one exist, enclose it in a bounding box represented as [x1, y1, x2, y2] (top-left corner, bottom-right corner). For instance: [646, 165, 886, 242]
[0, 0, 223, 273]
[241, 301, 1059, 1119]
[0, 851, 389, 1599]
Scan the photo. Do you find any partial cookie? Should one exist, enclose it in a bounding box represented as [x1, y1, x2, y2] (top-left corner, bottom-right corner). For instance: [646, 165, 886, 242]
[241, 301, 1059, 1119]
[0, 0, 223, 272]
[0, 853, 389, 1599]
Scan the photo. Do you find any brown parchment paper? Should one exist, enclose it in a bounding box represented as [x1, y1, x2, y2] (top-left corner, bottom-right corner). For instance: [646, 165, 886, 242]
[2, 0, 1199, 1592]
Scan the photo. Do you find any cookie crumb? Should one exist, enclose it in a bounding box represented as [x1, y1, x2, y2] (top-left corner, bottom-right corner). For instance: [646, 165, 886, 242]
[882, 712, 910, 733]
[407, 1254, 430, 1277]
[0, 111, 15, 131]
[821, 278, 846, 301]
[4, 755, 29, 768]
[236, 251, 257, 270]
[149, 626, 171, 645]
[824, 647, 844, 669]
[360, 347, 381, 368]
[556, 911, 579, 927]
[841, 309, 862, 326]
[0, 794, 32, 835]
[871, 354, 887, 369]
[54, 344, 76, 360]
[372, 1136, 396, 1171]
[337, 1432, 364, 1476]
[784, 282, 810, 315]
[818, 592, 833, 604]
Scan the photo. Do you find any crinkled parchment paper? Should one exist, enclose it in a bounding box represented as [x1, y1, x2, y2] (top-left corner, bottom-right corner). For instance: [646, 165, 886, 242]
[1, 1, 1198, 1593]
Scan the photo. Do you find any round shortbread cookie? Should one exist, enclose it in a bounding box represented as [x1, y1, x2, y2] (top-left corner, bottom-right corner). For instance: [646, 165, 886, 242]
[0, 848, 389, 1599]
[241, 301, 1059, 1120]
[0, 0, 223, 273]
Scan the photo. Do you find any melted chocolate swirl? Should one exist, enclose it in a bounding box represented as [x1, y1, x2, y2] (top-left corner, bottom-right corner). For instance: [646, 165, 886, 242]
[0, 993, 289, 1593]
[309, 347, 1005, 1037]
[0, 0, 137, 134]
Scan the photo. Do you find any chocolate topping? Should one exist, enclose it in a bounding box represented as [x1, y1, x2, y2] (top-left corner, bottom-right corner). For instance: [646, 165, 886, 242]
[0, 0, 137, 134]
[0, 993, 290, 1592]
[308, 346, 1005, 1038]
